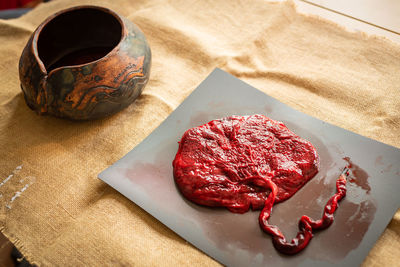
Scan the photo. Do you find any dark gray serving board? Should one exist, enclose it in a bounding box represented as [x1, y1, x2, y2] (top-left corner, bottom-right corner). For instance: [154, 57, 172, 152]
[99, 68, 400, 266]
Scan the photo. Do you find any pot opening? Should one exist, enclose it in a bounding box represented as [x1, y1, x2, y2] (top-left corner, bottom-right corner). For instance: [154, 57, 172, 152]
[37, 7, 123, 72]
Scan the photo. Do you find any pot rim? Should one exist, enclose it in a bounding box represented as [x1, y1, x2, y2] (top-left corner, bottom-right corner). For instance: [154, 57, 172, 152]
[31, 5, 126, 76]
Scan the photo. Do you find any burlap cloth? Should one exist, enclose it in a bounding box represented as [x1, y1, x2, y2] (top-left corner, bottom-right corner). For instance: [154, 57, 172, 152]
[0, 0, 399, 265]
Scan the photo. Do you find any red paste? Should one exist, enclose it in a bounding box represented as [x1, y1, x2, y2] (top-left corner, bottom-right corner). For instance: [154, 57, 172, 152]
[173, 114, 348, 254]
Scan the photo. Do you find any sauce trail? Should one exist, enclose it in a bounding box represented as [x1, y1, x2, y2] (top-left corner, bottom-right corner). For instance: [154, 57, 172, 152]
[259, 167, 350, 255]
[173, 115, 349, 255]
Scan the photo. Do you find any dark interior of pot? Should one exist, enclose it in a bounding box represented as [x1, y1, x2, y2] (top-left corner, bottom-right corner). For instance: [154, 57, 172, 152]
[37, 8, 122, 72]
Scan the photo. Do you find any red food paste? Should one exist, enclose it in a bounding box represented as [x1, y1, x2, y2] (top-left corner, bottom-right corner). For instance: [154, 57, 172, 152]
[173, 114, 348, 254]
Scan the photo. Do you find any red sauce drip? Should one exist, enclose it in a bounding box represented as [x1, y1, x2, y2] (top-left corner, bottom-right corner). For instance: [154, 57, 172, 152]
[173, 115, 319, 213]
[173, 115, 349, 255]
[258, 167, 349, 255]
[343, 157, 370, 193]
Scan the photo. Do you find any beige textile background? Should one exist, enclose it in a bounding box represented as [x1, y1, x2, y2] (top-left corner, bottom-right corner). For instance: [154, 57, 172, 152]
[0, 0, 399, 265]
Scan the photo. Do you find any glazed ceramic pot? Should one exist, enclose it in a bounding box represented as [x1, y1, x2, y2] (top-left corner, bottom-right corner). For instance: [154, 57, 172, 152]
[19, 6, 151, 120]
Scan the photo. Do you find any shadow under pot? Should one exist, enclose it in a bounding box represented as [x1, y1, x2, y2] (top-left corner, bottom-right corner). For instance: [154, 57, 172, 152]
[19, 5, 151, 120]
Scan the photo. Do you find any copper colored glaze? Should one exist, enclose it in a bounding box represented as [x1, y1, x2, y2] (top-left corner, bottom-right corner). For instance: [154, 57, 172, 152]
[19, 6, 151, 120]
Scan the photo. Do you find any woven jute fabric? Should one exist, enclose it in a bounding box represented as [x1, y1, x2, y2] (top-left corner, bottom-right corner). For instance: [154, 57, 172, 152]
[0, 0, 399, 265]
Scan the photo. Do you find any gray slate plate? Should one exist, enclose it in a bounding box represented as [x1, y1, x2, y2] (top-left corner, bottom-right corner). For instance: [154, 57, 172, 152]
[99, 68, 400, 266]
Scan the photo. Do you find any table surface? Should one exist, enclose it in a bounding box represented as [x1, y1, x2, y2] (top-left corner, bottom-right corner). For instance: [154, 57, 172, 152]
[291, 0, 400, 43]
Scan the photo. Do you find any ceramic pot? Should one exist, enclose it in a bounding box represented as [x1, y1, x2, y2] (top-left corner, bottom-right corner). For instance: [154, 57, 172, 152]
[19, 6, 151, 120]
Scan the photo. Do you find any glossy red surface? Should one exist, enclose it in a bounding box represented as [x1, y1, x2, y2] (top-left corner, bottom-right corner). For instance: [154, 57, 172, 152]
[173, 114, 319, 213]
[259, 168, 349, 254]
[173, 114, 349, 255]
